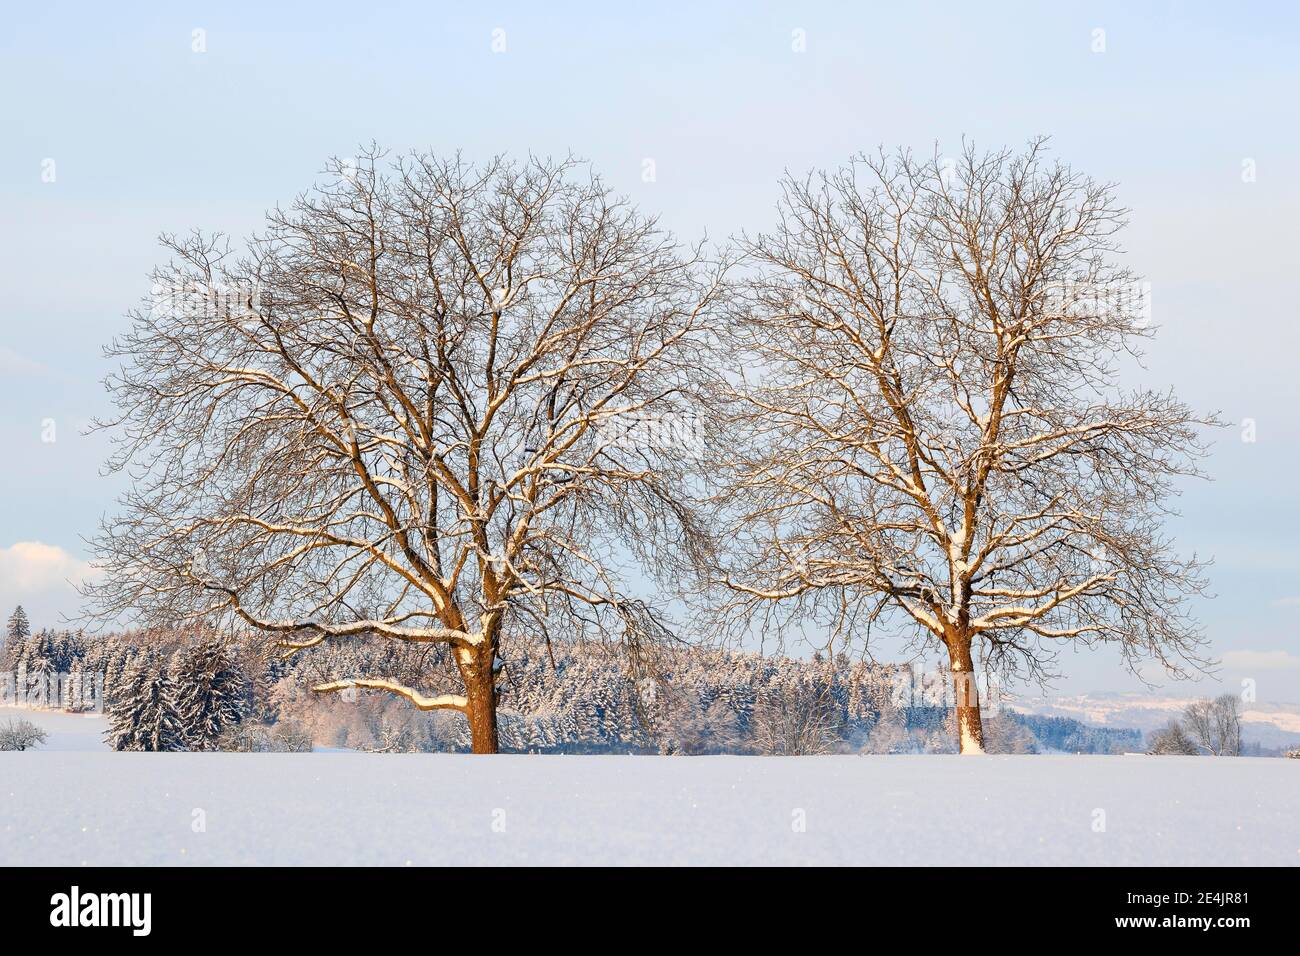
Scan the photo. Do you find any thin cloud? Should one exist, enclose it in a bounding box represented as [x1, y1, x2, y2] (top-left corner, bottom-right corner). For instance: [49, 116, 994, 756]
[0, 347, 50, 379]
[1220, 650, 1300, 672]
[0, 541, 100, 627]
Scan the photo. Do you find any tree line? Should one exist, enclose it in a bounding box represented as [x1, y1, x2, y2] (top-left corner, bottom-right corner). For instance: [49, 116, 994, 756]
[5, 614, 1160, 755]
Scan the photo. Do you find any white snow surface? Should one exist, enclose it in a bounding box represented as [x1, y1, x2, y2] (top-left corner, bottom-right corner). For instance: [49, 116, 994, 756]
[3, 749, 1297, 865]
[0, 705, 109, 752]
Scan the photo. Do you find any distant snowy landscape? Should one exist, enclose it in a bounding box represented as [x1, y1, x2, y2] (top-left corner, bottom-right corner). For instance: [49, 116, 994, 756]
[1009, 692, 1300, 750]
[3, 706, 1297, 866]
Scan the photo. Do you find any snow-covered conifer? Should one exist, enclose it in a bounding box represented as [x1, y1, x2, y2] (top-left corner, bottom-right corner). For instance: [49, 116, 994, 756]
[105, 649, 184, 751]
[5, 604, 30, 645]
[170, 640, 250, 750]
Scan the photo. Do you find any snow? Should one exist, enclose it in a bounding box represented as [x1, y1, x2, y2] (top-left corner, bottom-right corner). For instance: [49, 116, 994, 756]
[1009, 693, 1300, 749]
[2, 748, 1296, 865]
[0, 705, 109, 752]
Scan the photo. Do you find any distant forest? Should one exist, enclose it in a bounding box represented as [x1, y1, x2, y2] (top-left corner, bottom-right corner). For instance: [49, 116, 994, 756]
[2, 617, 1147, 755]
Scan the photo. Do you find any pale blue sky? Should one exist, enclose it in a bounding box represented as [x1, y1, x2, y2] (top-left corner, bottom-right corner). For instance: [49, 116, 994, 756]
[2, 1, 1297, 699]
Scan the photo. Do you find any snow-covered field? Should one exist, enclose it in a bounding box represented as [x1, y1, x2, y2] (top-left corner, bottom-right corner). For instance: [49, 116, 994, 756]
[0, 706, 110, 752]
[2, 706, 1296, 866]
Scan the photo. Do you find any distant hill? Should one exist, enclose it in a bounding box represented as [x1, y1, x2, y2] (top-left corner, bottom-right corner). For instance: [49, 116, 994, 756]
[1007, 692, 1300, 751]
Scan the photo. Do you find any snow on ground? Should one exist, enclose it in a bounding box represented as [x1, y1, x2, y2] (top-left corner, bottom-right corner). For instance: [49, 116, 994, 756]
[2, 750, 1296, 866]
[4, 706, 1295, 866]
[0, 706, 109, 752]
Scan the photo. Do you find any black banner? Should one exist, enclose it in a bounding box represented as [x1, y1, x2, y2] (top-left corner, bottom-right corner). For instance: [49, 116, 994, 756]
[1, 867, 1281, 942]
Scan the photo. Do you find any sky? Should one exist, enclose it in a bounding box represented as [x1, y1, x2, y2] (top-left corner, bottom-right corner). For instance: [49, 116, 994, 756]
[1, 1, 1297, 702]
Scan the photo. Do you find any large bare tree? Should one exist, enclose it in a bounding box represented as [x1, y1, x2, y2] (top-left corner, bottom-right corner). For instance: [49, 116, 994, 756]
[712, 140, 1216, 753]
[86, 150, 725, 753]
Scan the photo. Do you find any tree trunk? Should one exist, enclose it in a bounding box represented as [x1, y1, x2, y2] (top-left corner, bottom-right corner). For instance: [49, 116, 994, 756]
[459, 640, 499, 754]
[947, 637, 985, 755]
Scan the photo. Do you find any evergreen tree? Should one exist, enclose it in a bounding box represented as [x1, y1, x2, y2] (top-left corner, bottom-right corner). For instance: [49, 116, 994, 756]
[6, 605, 30, 643]
[1, 607, 32, 669]
[105, 650, 183, 751]
[19, 631, 58, 706]
[49, 630, 84, 672]
[170, 640, 250, 749]
[107, 645, 140, 704]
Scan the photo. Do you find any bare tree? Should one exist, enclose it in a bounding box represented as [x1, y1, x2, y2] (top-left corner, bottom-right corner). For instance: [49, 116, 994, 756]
[712, 140, 1216, 753]
[1148, 720, 1199, 755]
[1181, 694, 1242, 756]
[750, 681, 841, 755]
[0, 717, 48, 751]
[981, 712, 1037, 755]
[85, 150, 726, 753]
[654, 692, 742, 755]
